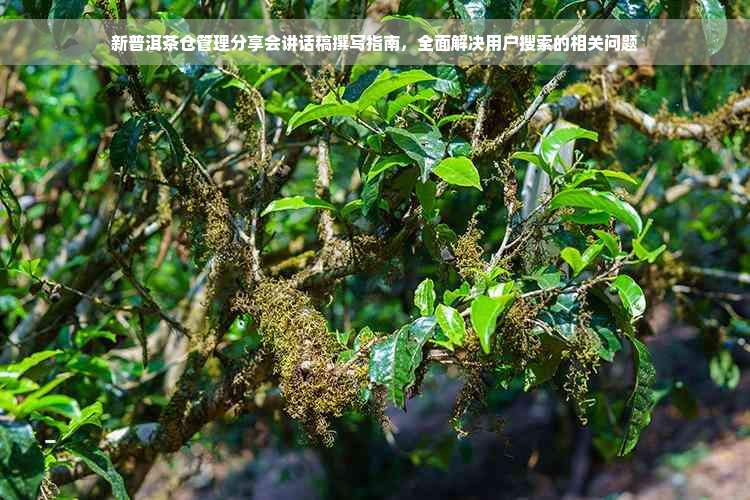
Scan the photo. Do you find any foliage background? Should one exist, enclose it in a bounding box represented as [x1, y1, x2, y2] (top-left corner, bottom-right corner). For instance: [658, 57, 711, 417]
[2, 0, 750, 499]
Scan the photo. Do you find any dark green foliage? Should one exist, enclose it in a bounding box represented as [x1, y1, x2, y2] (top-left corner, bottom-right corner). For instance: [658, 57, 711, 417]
[618, 337, 657, 456]
[0, 422, 44, 500]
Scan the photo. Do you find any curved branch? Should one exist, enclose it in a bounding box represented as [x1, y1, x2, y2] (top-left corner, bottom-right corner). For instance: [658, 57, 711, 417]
[530, 93, 750, 142]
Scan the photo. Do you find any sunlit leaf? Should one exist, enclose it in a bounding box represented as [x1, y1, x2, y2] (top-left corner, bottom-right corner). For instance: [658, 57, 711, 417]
[435, 304, 466, 348]
[432, 157, 482, 190]
[540, 127, 598, 169]
[610, 275, 646, 319]
[414, 278, 436, 316]
[470, 294, 514, 354]
[560, 241, 604, 277]
[355, 69, 436, 112]
[0, 350, 62, 381]
[261, 196, 336, 216]
[59, 401, 103, 443]
[550, 188, 643, 234]
[16, 394, 80, 419]
[286, 102, 358, 133]
[709, 350, 740, 389]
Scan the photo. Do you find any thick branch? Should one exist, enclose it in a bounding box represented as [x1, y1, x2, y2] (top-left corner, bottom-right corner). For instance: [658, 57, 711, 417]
[530, 93, 750, 142]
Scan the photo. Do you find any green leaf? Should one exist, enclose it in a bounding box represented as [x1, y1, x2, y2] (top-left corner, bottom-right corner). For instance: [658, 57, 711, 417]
[74, 326, 117, 348]
[25, 372, 74, 401]
[341, 199, 363, 219]
[560, 247, 583, 276]
[261, 196, 336, 216]
[560, 241, 603, 277]
[610, 275, 646, 319]
[540, 127, 598, 169]
[709, 350, 740, 389]
[437, 113, 476, 128]
[414, 278, 436, 316]
[444, 282, 470, 306]
[0, 173, 22, 269]
[18, 258, 43, 277]
[408, 317, 436, 373]
[0, 391, 16, 412]
[448, 138, 471, 157]
[369, 326, 411, 408]
[453, 0, 487, 19]
[110, 115, 149, 172]
[415, 180, 437, 217]
[524, 266, 563, 291]
[696, 0, 727, 56]
[382, 15, 438, 36]
[386, 126, 445, 183]
[0, 350, 62, 381]
[59, 402, 103, 444]
[618, 337, 657, 456]
[0, 378, 38, 396]
[487, 281, 514, 298]
[432, 157, 482, 191]
[369, 318, 436, 408]
[366, 154, 411, 181]
[633, 240, 666, 264]
[386, 89, 437, 122]
[64, 442, 130, 500]
[510, 151, 543, 166]
[425, 65, 461, 97]
[286, 102, 358, 133]
[539, 292, 581, 341]
[310, 0, 333, 18]
[16, 394, 80, 419]
[550, 188, 643, 234]
[592, 229, 622, 258]
[632, 218, 665, 263]
[570, 169, 639, 189]
[48, 0, 85, 46]
[590, 313, 622, 362]
[470, 295, 515, 354]
[0, 421, 44, 500]
[66, 354, 113, 383]
[361, 175, 382, 216]
[435, 304, 466, 348]
[334, 330, 351, 349]
[524, 331, 564, 390]
[355, 69, 437, 112]
[353, 326, 375, 352]
[151, 113, 185, 166]
[510, 151, 556, 178]
[560, 210, 611, 225]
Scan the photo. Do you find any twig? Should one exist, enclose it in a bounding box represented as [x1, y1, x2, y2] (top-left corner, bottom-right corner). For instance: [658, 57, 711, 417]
[476, 65, 569, 157]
